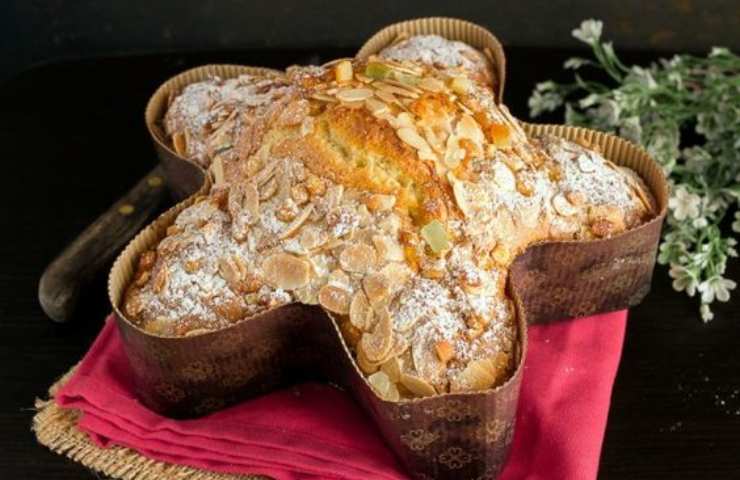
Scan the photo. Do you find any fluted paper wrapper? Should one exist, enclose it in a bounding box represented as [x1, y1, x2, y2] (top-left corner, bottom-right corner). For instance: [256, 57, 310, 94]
[357, 17, 507, 103]
[515, 123, 668, 323]
[145, 64, 283, 200]
[109, 125, 666, 479]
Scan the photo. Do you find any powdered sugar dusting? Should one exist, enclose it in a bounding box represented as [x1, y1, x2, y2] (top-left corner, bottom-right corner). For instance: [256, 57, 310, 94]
[380, 35, 483, 72]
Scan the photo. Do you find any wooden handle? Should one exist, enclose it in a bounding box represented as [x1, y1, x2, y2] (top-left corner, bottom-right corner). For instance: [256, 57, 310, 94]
[39, 166, 169, 323]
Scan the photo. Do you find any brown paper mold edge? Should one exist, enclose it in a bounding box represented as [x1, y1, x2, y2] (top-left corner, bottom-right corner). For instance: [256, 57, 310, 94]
[145, 64, 284, 200]
[107, 177, 526, 480]
[356, 17, 507, 104]
[513, 122, 668, 323]
[107, 124, 665, 479]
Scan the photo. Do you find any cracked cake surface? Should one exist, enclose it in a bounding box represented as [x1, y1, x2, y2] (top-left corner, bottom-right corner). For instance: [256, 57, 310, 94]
[126, 48, 655, 401]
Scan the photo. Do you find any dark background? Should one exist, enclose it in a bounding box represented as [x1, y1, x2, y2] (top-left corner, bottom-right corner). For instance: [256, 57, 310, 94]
[2, 1, 739, 479]
[3, 0, 740, 81]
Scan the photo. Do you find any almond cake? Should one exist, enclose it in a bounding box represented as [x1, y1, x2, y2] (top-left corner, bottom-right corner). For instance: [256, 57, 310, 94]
[125, 49, 655, 401]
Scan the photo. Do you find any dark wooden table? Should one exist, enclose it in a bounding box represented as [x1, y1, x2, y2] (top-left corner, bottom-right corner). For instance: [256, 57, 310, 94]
[1, 47, 738, 479]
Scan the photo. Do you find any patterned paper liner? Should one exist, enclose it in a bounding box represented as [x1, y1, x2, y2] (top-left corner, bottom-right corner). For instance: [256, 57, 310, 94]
[144, 64, 284, 200]
[108, 121, 667, 479]
[356, 17, 507, 103]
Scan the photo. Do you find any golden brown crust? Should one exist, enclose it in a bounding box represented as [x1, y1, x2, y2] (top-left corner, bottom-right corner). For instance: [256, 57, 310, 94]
[126, 57, 656, 400]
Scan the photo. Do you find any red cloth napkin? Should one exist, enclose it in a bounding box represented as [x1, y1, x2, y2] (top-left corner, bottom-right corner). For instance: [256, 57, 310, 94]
[56, 311, 627, 480]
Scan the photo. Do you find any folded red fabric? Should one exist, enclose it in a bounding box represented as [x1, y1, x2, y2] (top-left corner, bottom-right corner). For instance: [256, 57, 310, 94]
[56, 311, 626, 480]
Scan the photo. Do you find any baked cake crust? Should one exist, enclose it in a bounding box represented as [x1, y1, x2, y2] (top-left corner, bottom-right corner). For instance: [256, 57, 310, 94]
[125, 51, 655, 400]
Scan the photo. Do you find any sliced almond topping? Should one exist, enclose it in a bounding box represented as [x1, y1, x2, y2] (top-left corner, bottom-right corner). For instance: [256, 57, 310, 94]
[311, 92, 338, 103]
[291, 184, 309, 205]
[243, 183, 260, 222]
[328, 267, 351, 289]
[396, 127, 429, 151]
[356, 340, 383, 374]
[172, 131, 188, 156]
[379, 262, 412, 294]
[254, 160, 279, 186]
[184, 259, 200, 274]
[418, 77, 445, 92]
[395, 112, 415, 128]
[367, 371, 399, 401]
[516, 202, 541, 228]
[359, 308, 394, 363]
[349, 291, 372, 331]
[318, 284, 351, 315]
[138, 251, 157, 270]
[381, 356, 403, 383]
[372, 235, 405, 263]
[492, 244, 511, 265]
[276, 205, 297, 222]
[577, 154, 597, 173]
[450, 176, 472, 217]
[217, 256, 242, 286]
[363, 273, 391, 307]
[365, 97, 389, 116]
[152, 266, 169, 294]
[134, 270, 150, 288]
[443, 135, 465, 169]
[374, 81, 419, 98]
[457, 114, 485, 145]
[259, 177, 278, 201]
[364, 193, 396, 212]
[261, 253, 311, 290]
[488, 123, 512, 148]
[418, 148, 438, 162]
[400, 373, 437, 397]
[388, 333, 409, 358]
[383, 78, 422, 93]
[434, 340, 455, 364]
[228, 181, 260, 226]
[299, 225, 327, 251]
[378, 213, 401, 235]
[450, 76, 472, 94]
[211, 156, 226, 186]
[493, 162, 516, 191]
[339, 243, 377, 273]
[334, 60, 353, 83]
[374, 89, 398, 105]
[552, 192, 578, 216]
[619, 166, 655, 214]
[304, 174, 326, 197]
[279, 204, 314, 239]
[451, 357, 499, 392]
[565, 191, 586, 206]
[336, 88, 374, 103]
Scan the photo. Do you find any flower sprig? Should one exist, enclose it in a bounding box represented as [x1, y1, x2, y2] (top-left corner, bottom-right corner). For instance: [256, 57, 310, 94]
[529, 19, 740, 321]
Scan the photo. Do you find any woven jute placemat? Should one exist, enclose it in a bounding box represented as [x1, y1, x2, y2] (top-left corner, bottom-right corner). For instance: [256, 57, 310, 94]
[32, 365, 265, 480]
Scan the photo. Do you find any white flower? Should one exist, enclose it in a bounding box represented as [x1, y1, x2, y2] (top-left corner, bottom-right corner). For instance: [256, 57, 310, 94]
[698, 275, 736, 303]
[682, 146, 712, 172]
[700, 304, 714, 323]
[572, 19, 603, 45]
[619, 116, 642, 143]
[710, 46, 730, 57]
[668, 264, 698, 297]
[593, 98, 621, 127]
[630, 66, 658, 89]
[528, 81, 564, 117]
[564, 57, 589, 69]
[668, 186, 701, 220]
[733, 211, 740, 233]
[692, 217, 708, 229]
[667, 71, 683, 88]
[578, 93, 600, 108]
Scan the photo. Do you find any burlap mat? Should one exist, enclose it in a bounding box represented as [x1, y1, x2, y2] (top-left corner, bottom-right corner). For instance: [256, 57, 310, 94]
[32, 365, 266, 480]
